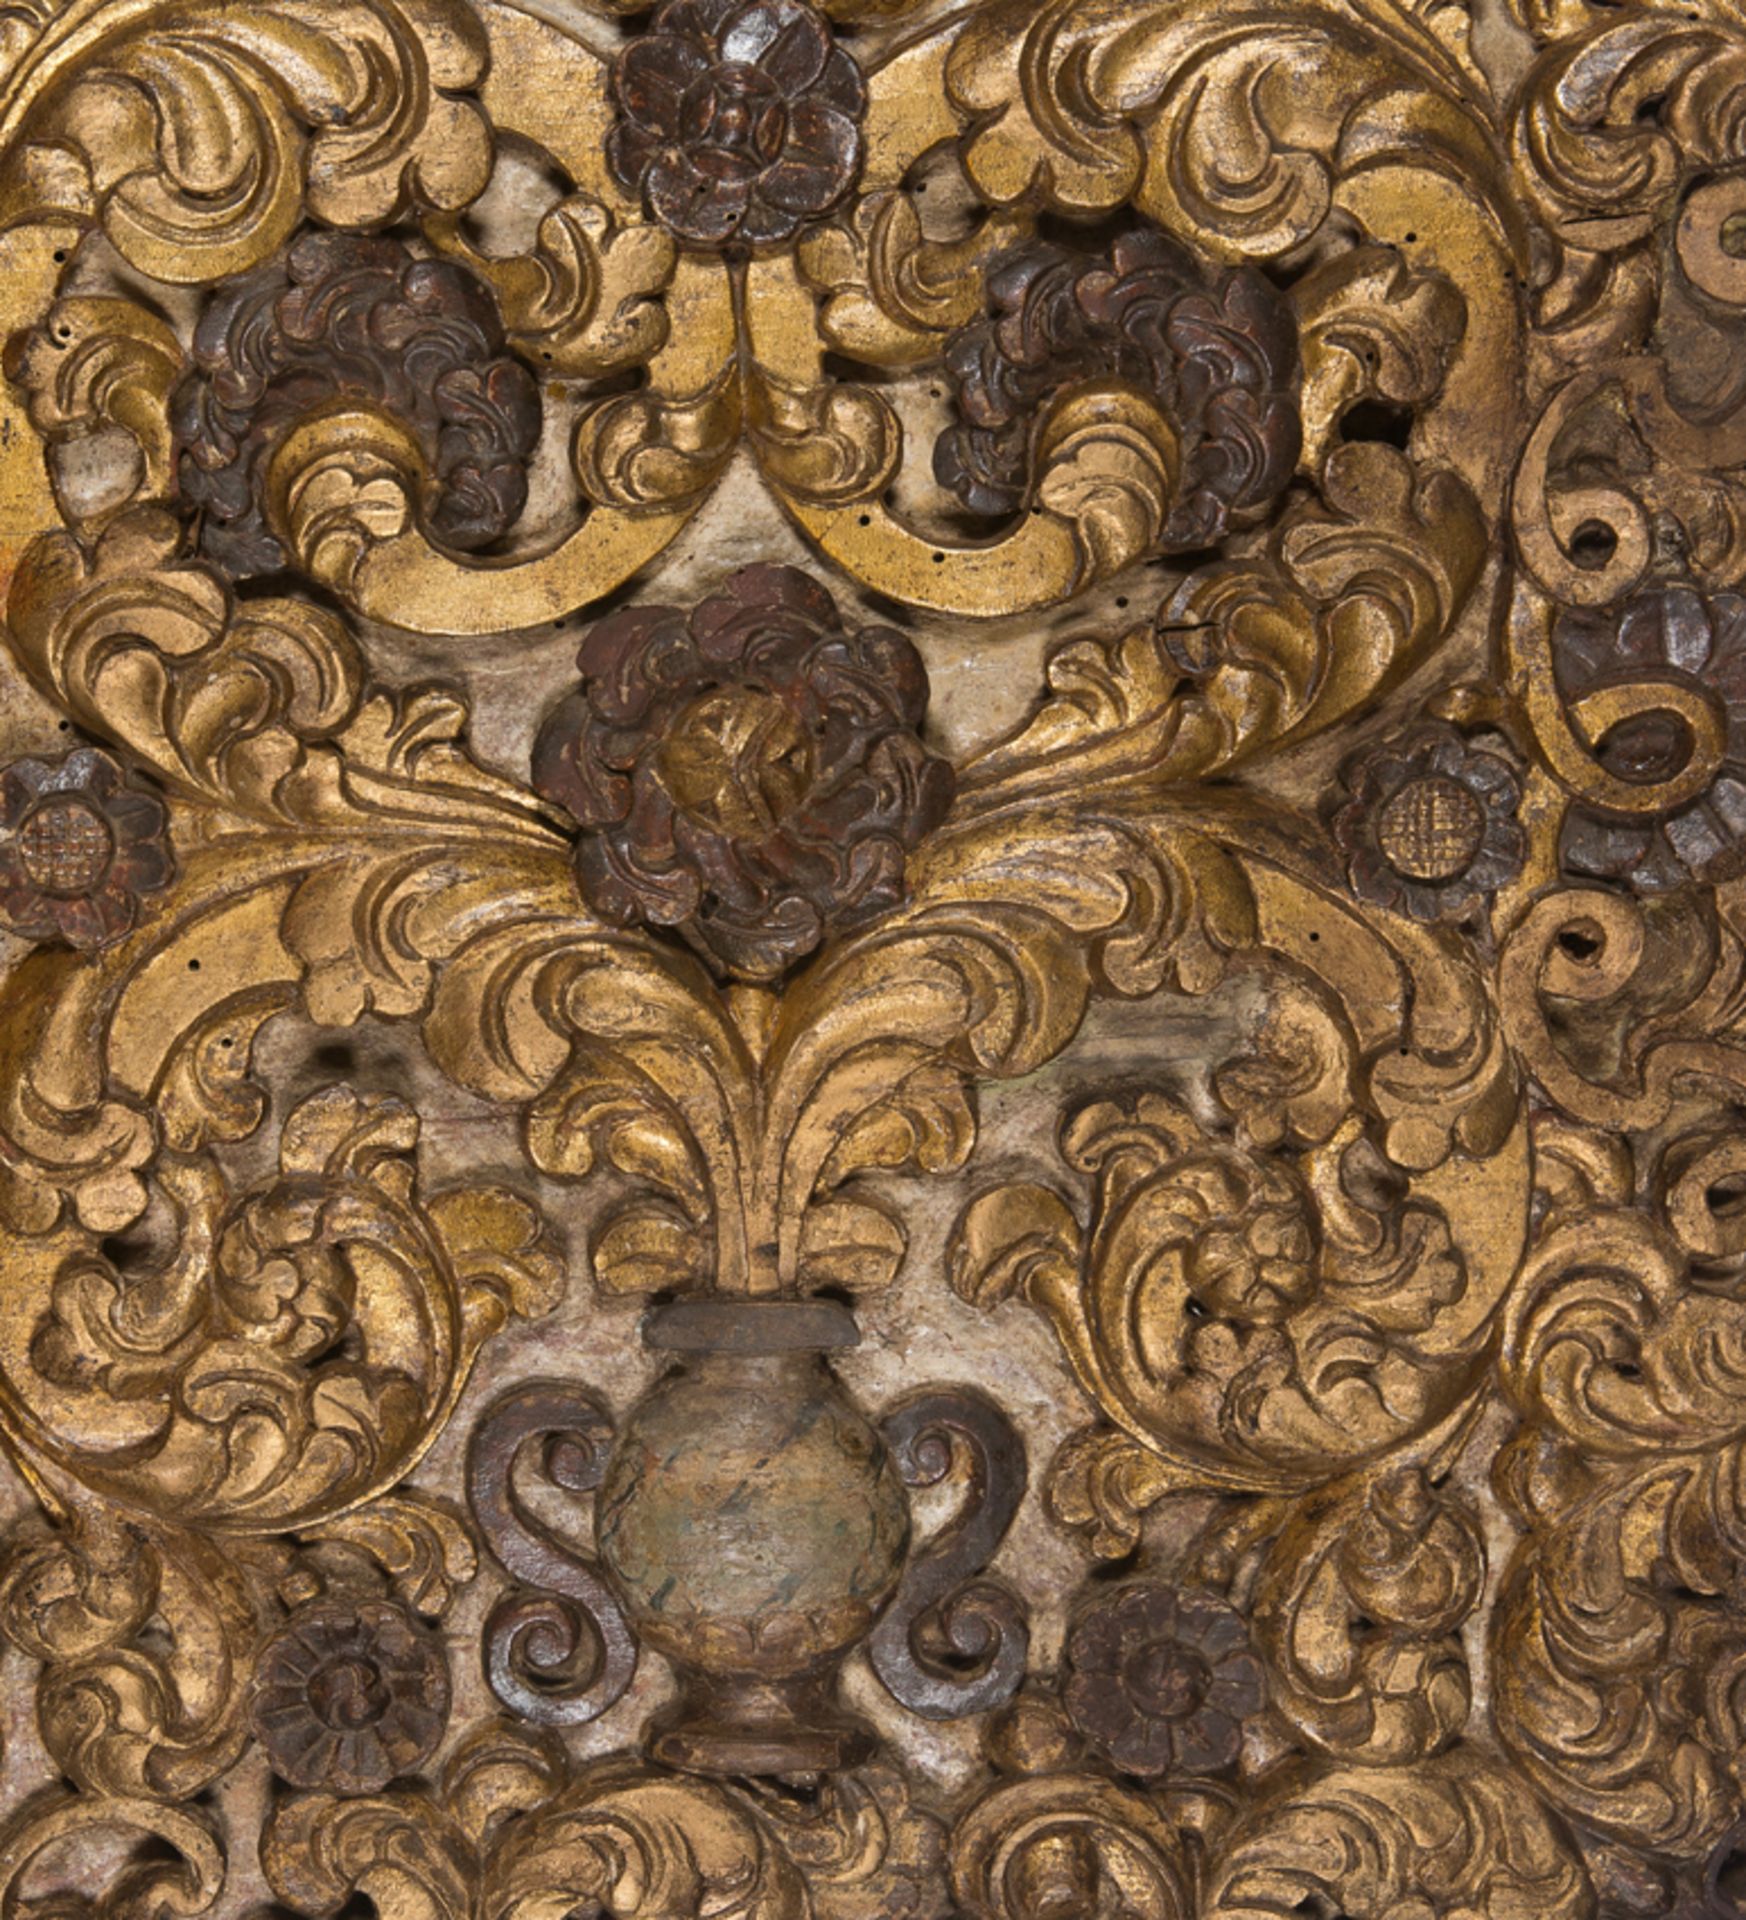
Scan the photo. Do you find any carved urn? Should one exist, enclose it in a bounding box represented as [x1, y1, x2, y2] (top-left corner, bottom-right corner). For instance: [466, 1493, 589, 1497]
[469, 1294, 1026, 1773]
[597, 1297, 910, 1772]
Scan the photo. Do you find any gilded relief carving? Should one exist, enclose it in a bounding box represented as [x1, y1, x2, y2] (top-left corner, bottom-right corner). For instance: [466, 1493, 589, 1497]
[0, 0, 1736, 1912]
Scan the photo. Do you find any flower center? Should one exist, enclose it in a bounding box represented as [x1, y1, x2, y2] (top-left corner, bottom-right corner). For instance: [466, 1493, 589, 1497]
[1596, 707, 1695, 785]
[17, 798, 114, 896]
[679, 64, 789, 179]
[306, 1655, 391, 1731]
[1375, 775, 1485, 882]
[1123, 1639, 1210, 1721]
[658, 688, 815, 837]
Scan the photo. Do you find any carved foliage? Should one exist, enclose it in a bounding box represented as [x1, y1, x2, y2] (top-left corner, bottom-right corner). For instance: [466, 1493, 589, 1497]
[172, 232, 541, 577]
[935, 231, 1301, 548]
[953, 1090, 1495, 1520]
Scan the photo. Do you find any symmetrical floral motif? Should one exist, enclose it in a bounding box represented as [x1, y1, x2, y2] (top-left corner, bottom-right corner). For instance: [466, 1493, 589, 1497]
[0, 747, 172, 948]
[607, 0, 865, 247]
[0, 0, 1737, 1912]
[1064, 1583, 1266, 1777]
[1173, 1147, 1315, 1324]
[1333, 724, 1525, 922]
[532, 564, 953, 978]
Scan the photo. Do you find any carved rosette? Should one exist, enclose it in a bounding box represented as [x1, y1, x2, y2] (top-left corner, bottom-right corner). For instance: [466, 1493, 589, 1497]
[0, 0, 1734, 1910]
[1333, 723, 1526, 922]
[532, 564, 954, 979]
[607, 0, 866, 247]
[1063, 1583, 1266, 1776]
[0, 747, 173, 948]
[250, 1601, 451, 1793]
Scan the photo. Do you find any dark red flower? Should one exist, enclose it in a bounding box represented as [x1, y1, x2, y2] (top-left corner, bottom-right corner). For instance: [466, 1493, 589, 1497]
[533, 565, 953, 980]
[1063, 1583, 1265, 1778]
[171, 232, 540, 579]
[1332, 723, 1524, 923]
[935, 230, 1300, 548]
[608, 0, 865, 247]
[0, 748, 172, 950]
[250, 1600, 449, 1794]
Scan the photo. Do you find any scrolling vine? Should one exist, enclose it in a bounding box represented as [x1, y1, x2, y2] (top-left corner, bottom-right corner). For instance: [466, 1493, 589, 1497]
[0, 0, 1734, 1913]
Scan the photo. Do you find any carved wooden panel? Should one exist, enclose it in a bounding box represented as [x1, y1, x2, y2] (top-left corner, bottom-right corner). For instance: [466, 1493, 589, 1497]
[0, 0, 1735, 1913]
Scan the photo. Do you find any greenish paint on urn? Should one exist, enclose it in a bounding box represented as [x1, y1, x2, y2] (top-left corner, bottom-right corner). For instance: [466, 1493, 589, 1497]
[599, 1352, 911, 1676]
[596, 1297, 911, 1772]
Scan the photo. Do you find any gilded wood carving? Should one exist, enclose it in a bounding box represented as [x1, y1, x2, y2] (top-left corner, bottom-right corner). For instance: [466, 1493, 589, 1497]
[0, 0, 1736, 1912]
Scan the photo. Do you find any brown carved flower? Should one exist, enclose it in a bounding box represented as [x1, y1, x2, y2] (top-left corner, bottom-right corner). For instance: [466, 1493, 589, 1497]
[935, 231, 1300, 547]
[1332, 723, 1525, 923]
[1063, 1583, 1265, 1777]
[250, 1600, 449, 1793]
[171, 232, 540, 579]
[608, 0, 865, 247]
[533, 564, 954, 980]
[1554, 583, 1746, 891]
[0, 748, 172, 950]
